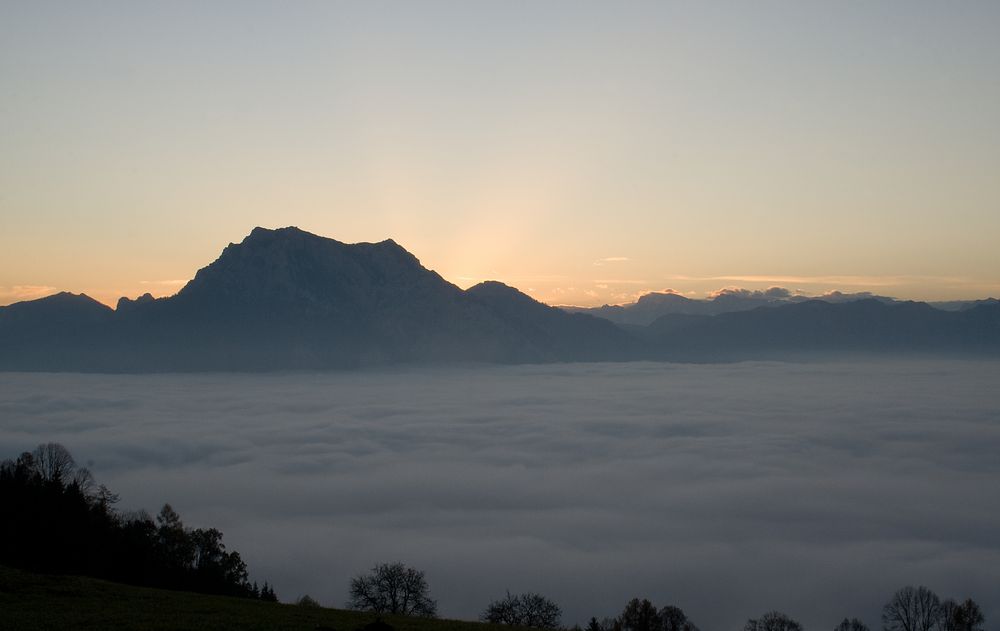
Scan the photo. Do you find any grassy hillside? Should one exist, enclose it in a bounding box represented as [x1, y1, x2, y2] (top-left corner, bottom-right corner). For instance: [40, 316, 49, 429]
[0, 565, 521, 631]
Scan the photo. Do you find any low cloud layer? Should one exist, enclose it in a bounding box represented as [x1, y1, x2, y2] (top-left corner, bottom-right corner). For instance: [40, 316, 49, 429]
[708, 286, 793, 299]
[1, 361, 998, 629]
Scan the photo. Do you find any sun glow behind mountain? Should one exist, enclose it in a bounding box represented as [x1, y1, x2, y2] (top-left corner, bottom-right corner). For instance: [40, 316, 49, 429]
[2, 3, 1000, 307]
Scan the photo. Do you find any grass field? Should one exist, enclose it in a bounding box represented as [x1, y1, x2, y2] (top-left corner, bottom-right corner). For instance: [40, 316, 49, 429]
[0, 565, 526, 631]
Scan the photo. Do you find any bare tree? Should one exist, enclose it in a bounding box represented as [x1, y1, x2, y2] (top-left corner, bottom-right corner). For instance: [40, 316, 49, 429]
[156, 503, 195, 571]
[882, 586, 941, 631]
[71, 466, 96, 497]
[835, 618, 871, 631]
[744, 611, 803, 631]
[348, 562, 437, 618]
[31, 442, 76, 482]
[482, 591, 562, 629]
[938, 599, 985, 631]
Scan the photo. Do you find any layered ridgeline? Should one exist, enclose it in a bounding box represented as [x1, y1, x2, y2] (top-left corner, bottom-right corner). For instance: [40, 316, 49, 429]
[1, 226, 998, 372]
[565, 287, 999, 326]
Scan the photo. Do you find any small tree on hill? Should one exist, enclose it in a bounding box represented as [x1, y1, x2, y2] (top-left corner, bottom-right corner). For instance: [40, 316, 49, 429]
[744, 611, 803, 631]
[882, 586, 941, 631]
[348, 562, 437, 618]
[259, 581, 278, 602]
[482, 591, 562, 629]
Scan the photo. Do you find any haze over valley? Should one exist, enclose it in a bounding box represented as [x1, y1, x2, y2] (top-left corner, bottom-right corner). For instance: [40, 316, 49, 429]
[2, 360, 998, 630]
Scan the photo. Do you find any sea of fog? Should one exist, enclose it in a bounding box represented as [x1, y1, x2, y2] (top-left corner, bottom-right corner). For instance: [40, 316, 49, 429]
[1, 360, 998, 630]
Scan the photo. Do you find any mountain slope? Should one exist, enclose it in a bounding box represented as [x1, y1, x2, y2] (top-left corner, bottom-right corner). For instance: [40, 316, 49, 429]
[0, 292, 115, 371]
[466, 281, 639, 361]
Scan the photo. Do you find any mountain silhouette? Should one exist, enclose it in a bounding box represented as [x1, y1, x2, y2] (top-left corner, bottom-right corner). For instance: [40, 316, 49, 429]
[642, 299, 1000, 360]
[0, 292, 115, 370]
[0, 227, 625, 371]
[466, 281, 639, 361]
[110, 227, 534, 369]
[1, 227, 997, 372]
[564, 288, 897, 325]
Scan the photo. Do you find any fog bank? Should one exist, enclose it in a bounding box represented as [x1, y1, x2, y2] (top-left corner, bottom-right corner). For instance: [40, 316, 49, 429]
[1, 360, 998, 630]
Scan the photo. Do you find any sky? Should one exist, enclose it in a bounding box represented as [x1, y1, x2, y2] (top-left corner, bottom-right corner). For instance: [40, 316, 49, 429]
[2, 2, 999, 307]
[1, 360, 998, 629]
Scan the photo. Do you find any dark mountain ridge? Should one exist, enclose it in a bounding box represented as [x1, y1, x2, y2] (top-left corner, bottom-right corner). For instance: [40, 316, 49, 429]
[0, 227, 628, 371]
[1, 227, 998, 371]
[642, 298, 1000, 360]
[563, 288, 900, 325]
[465, 281, 639, 361]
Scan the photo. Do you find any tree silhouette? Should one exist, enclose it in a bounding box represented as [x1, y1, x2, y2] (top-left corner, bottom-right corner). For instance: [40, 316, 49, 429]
[939, 599, 984, 631]
[348, 562, 437, 618]
[31, 443, 76, 483]
[835, 618, 871, 631]
[260, 581, 278, 602]
[482, 591, 562, 629]
[744, 611, 803, 631]
[620, 598, 661, 631]
[587, 617, 622, 631]
[0, 443, 272, 601]
[660, 605, 699, 631]
[882, 586, 941, 631]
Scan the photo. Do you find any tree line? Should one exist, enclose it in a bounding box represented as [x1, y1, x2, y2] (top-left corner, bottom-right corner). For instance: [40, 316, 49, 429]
[339, 564, 986, 631]
[0, 443, 276, 601]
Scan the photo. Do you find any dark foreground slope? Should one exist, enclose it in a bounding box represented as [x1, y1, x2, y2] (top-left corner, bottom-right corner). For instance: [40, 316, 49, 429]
[0, 565, 518, 631]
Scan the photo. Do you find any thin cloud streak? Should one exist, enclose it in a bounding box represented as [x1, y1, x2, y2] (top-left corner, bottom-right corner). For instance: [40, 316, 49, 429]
[593, 257, 631, 266]
[592, 279, 648, 285]
[662, 274, 983, 288]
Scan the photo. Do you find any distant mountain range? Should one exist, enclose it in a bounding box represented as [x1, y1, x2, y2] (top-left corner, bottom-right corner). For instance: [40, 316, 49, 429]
[1, 227, 997, 371]
[563, 288, 998, 326]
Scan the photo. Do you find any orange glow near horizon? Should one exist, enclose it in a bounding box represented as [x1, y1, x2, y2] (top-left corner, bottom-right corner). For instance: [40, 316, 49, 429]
[2, 4, 999, 310]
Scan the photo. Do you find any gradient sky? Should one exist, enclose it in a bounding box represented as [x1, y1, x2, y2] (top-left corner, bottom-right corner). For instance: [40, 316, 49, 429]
[2, 2, 999, 307]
